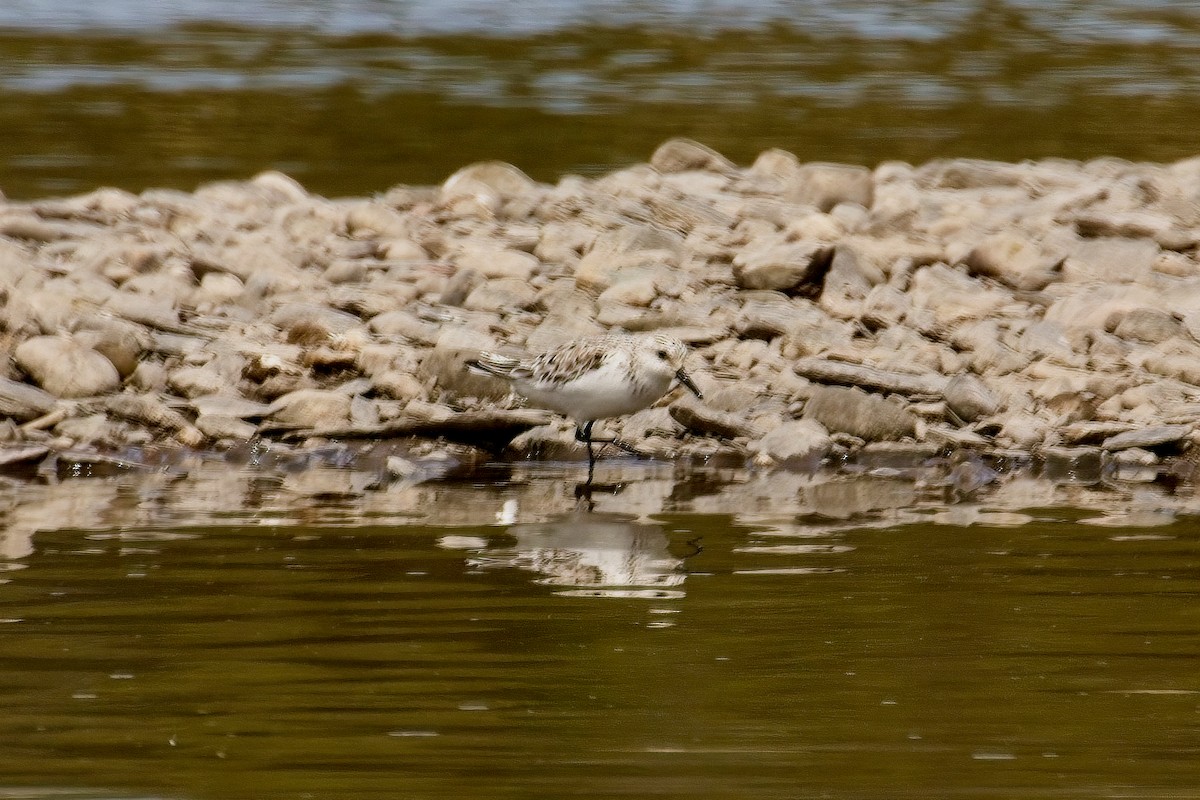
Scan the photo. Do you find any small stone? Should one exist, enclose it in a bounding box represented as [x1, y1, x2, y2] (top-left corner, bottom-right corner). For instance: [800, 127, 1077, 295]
[54, 414, 126, 448]
[598, 276, 658, 307]
[962, 231, 1062, 291]
[943, 373, 1002, 423]
[462, 278, 537, 312]
[378, 238, 427, 261]
[268, 389, 353, 429]
[749, 419, 832, 469]
[197, 272, 246, 304]
[1112, 308, 1183, 344]
[323, 259, 369, 284]
[268, 303, 364, 339]
[344, 202, 411, 239]
[442, 161, 537, 202]
[786, 162, 874, 212]
[167, 366, 228, 399]
[128, 360, 168, 393]
[368, 310, 441, 344]
[650, 139, 736, 173]
[373, 371, 425, 402]
[732, 242, 833, 292]
[419, 328, 507, 401]
[195, 414, 258, 441]
[454, 246, 539, 281]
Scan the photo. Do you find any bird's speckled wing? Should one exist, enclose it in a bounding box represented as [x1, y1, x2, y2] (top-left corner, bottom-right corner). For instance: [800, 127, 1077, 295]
[468, 351, 529, 379]
[526, 338, 611, 385]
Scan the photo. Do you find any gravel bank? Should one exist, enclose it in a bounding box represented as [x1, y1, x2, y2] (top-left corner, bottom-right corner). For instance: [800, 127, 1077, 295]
[3, 139, 1200, 490]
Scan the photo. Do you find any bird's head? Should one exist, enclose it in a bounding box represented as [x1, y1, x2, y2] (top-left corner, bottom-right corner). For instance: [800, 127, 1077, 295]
[643, 334, 702, 399]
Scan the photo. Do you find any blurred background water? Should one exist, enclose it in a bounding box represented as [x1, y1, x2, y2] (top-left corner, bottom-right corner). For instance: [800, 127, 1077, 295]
[1, 0, 1199, 197]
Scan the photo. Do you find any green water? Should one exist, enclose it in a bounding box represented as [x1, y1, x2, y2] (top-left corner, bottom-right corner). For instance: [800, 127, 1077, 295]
[1, 467, 1198, 799]
[4, 10, 1200, 198]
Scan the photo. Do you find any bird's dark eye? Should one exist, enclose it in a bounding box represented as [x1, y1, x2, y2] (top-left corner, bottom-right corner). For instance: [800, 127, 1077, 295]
[656, 349, 669, 360]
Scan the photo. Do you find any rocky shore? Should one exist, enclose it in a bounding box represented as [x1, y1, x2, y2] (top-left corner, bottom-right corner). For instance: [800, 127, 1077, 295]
[3, 139, 1200, 492]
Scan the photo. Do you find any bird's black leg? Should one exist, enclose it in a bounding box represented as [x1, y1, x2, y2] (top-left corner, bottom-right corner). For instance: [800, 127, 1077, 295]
[575, 421, 645, 458]
[575, 422, 597, 484]
[572, 421, 635, 504]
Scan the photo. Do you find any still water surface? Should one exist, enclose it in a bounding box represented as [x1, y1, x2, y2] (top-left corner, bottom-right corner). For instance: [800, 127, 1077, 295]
[1, 465, 1198, 799]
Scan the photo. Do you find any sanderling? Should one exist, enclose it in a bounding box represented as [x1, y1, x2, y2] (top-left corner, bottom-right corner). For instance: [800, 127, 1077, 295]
[467, 332, 702, 473]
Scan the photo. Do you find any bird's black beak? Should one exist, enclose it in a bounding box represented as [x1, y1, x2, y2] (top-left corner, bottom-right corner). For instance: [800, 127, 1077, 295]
[675, 369, 702, 399]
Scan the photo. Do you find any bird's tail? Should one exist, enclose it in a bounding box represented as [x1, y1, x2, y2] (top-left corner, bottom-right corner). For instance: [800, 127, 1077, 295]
[465, 350, 522, 378]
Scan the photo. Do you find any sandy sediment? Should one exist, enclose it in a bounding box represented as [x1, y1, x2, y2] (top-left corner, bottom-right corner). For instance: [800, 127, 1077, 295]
[3, 138, 1200, 493]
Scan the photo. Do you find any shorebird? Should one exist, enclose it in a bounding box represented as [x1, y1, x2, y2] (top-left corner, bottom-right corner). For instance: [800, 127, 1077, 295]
[467, 332, 702, 478]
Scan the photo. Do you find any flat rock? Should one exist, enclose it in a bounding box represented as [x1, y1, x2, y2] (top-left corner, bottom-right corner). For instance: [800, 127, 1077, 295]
[668, 396, 759, 439]
[290, 409, 554, 450]
[1062, 237, 1159, 283]
[195, 414, 258, 441]
[1101, 425, 1192, 451]
[268, 389, 353, 429]
[104, 394, 205, 447]
[793, 357, 947, 397]
[1058, 420, 1136, 445]
[0, 377, 58, 421]
[189, 394, 274, 419]
[1112, 307, 1183, 344]
[0, 444, 51, 468]
[802, 385, 917, 441]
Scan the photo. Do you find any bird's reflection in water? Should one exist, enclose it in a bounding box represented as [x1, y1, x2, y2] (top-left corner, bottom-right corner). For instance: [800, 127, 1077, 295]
[469, 512, 688, 599]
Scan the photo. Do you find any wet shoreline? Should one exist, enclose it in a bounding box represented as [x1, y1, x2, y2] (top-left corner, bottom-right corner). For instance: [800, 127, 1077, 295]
[3, 139, 1200, 507]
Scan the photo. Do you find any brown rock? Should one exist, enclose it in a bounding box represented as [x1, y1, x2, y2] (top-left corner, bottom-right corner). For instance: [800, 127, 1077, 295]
[962, 231, 1063, 291]
[0, 377, 58, 422]
[650, 139, 736, 174]
[1062, 237, 1159, 283]
[943, 373, 1002, 422]
[668, 396, 759, 439]
[1112, 308, 1183, 343]
[786, 163, 874, 212]
[732, 241, 833, 292]
[442, 161, 537, 202]
[14, 336, 120, 398]
[749, 419, 832, 468]
[268, 389, 353, 429]
[802, 385, 917, 441]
